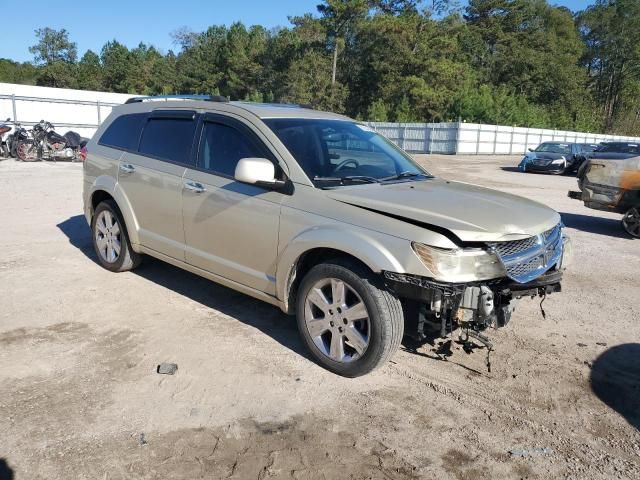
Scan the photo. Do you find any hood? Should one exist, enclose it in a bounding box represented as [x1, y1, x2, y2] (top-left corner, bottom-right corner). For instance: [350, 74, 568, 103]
[326, 179, 560, 243]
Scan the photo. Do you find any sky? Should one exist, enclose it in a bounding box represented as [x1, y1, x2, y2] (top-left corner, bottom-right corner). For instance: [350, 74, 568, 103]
[2, 0, 593, 63]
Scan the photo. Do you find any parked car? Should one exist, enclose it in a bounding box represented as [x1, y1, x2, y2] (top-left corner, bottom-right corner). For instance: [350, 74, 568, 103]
[83, 95, 571, 377]
[519, 142, 595, 175]
[577, 142, 640, 190]
[569, 153, 640, 238]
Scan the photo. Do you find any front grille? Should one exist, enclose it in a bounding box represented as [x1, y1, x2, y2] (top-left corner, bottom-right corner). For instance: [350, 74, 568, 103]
[488, 224, 564, 284]
[491, 236, 538, 258]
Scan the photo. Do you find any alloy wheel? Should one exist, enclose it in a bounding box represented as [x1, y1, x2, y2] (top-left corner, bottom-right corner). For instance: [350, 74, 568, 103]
[304, 278, 370, 363]
[95, 210, 122, 263]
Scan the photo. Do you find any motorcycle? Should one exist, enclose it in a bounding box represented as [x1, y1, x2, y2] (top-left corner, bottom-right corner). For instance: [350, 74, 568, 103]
[31, 120, 87, 162]
[10, 122, 38, 161]
[0, 118, 12, 159]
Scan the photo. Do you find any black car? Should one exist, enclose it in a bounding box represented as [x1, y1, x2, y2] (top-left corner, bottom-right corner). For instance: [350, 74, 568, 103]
[519, 142, 595, 175]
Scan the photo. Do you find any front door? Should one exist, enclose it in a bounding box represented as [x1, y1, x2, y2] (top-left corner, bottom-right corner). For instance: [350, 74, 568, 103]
[182, 115, 284, 294]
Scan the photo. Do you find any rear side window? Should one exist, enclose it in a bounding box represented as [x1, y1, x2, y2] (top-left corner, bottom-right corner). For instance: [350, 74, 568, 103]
[99, 113, 147, 150]
[139, 116, 197, 164]
[199, 121, 267, 177]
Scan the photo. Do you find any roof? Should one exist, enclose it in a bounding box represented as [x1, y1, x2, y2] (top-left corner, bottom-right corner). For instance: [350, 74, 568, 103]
[120, 95, 351, 121]
[231, 102, 351, 120]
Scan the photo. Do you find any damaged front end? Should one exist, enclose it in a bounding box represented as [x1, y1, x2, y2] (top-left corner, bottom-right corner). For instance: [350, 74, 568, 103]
[569, 157, 640, 238]
[384, 223, 571, 371]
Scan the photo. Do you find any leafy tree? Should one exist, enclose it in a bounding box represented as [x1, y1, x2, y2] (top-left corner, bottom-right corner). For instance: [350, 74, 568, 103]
[0, 59, 38, 85]
[76, 50, 103, 91]
[317, 0, 370, 84]
[100, 41, 131, 93]
[29, 28, 77, 65]
[578, 0, 640, 132]
[29, 28, 78, 88]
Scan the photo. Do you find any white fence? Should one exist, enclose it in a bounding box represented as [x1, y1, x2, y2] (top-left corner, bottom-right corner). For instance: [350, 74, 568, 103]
[2, 83, 639, 153]
[366, 122, 640, 154]
[0, 83, 131, 138]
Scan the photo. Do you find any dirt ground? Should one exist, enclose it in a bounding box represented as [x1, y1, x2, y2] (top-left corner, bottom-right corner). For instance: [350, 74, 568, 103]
[1, 154, 638, 480]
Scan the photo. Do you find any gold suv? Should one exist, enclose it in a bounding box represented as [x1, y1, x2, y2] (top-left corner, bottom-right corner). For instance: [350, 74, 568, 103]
[83, 95, 571, 377]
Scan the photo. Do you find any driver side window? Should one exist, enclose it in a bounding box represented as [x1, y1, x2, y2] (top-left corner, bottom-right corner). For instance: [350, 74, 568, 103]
[199, 121, 268, 178]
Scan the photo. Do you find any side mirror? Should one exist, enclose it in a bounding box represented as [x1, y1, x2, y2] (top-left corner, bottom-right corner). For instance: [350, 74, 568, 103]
[528, 148, 534, 152]
[235, 158, 286, 189]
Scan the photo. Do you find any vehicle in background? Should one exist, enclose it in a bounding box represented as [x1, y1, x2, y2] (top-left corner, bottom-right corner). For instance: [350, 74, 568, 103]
[577, 142, 640, 190]
[0, 118, 12, 158]
[83, 95, 571, 377]
[9, 122, 37, 161]
[569, 153, 640, 238]
[518, 142, 594, 175]
[31, 120, 88, 162]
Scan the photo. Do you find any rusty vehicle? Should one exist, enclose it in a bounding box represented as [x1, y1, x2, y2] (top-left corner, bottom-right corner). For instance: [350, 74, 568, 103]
[569, 155, 640, 238]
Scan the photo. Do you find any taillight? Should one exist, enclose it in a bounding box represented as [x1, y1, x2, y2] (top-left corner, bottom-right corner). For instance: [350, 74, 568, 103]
[80, 146, 88, 162]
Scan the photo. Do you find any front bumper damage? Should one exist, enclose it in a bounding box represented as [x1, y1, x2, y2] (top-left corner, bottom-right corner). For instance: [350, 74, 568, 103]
[383, 268, 563, 371]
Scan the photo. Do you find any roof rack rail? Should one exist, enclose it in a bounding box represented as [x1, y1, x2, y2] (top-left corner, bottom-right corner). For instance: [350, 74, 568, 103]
[124, 94, 230, 104]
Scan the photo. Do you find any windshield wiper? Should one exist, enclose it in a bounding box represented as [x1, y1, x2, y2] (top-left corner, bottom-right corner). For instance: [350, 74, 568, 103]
[313, 175, 381, 185]
[381, 171, 431, 182]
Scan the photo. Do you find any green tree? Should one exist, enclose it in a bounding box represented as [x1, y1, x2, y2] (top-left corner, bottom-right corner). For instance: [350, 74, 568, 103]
[100, 41, 131, 93]
[578, 0, 640, 132]
[76, 50, 103, 91]
[29, 28, 78, 88]
[317, 0, 370, 84]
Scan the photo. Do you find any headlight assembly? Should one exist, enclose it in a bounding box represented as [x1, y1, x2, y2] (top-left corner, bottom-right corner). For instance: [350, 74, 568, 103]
[411, 243, 506, 283]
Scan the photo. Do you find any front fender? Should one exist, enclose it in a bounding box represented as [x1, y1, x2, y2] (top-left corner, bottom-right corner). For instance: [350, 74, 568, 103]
[85, 176, 141, 249]
[275, 224, 431, 309]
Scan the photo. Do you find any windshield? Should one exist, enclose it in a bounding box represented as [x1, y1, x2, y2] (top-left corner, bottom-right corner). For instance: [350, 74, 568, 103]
[597, 143, 640, 154]
[264, 119, 430, 186]
[581, 144, 599, 153]
[535, 143, 571, 154]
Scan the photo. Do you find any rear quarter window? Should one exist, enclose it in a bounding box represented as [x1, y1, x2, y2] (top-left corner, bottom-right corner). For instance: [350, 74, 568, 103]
[98, 113, 147, 151]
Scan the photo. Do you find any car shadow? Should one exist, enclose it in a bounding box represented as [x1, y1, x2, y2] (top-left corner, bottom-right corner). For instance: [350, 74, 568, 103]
[56, 215, 310, 363]
[560, 212, 631, 239]
[0, 459, 14, 480]
[500, 166, 523, 173]
[590, 344, 640, 431]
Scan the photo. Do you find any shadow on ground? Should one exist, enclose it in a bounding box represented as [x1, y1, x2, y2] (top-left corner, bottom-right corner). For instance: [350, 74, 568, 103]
[0, 459, 14, 480]
[590, 343, 640, 431]
[56, 215, 310, 363]
[499, 166, 524, 173]
[560, 212, 631, 239]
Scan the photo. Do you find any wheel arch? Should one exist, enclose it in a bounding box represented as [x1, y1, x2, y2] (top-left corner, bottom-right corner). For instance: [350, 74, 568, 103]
[87, 177, 141, 248]
[276, 227, 407, 314]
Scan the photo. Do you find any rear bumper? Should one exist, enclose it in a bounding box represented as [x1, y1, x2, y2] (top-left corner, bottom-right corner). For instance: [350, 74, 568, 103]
[569, 182, 629, 213]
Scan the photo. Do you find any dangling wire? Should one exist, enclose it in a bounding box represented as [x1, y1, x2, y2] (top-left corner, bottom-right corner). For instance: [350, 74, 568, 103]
[539, 291, 547, 320]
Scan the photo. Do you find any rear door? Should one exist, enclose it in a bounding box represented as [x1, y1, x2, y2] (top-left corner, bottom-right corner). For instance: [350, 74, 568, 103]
[182, 114, 284, 294]
[117, 110, 197, 260]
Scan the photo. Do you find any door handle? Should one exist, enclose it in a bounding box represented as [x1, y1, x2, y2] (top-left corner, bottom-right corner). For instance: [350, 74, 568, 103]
[119, 163, 135, 174]
[184, 181, 206, 194]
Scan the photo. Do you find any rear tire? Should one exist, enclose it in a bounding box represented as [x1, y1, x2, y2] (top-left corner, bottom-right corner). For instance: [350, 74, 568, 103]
[91, 200, 141, 272]
[296, 259, 404, 377]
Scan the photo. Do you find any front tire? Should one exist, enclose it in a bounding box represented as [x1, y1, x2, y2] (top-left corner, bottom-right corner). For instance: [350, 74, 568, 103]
[91, 200, 141, 272]
[296, 260, 404, 377]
